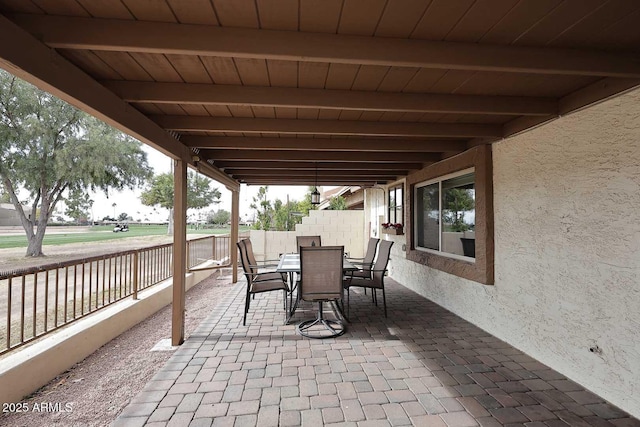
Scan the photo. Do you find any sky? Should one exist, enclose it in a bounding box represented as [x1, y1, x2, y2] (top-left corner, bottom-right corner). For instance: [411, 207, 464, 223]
[87, 145, 309, 223]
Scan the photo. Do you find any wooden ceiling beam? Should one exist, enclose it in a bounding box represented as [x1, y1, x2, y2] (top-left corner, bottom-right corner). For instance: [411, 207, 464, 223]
[10, 14, 640, 78]
[236, 174, 399, 181]
[241, 178, 389, 185]
[182, 136, 466, 152]
[224, 169, 407, 176]
[105, 81, 557, 116]
[207, 149, 439, 162]
[213, 161, 424, 170]
[153, 116, 501, 138]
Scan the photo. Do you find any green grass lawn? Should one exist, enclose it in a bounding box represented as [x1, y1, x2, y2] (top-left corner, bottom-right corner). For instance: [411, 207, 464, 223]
[0, 224, 250, 249]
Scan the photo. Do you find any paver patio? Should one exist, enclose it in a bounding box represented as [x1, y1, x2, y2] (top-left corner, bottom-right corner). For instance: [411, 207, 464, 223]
[114, 278, 639, 427]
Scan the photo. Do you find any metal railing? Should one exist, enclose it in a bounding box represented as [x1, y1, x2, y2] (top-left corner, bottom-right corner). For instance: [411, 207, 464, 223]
[0, 234, 234, 356]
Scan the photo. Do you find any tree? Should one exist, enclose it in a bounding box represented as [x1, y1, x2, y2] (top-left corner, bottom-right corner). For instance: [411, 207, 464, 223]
[207, 209, 230, 226]
[249, 186, 273, 231]
[117, 212, 130, 222]
[443, 188, 475, 232]
[140, 171, 221, 233]
[328, 195, 348, 210]
[65, 189, 93, 224]
[0, 70, 152, 256]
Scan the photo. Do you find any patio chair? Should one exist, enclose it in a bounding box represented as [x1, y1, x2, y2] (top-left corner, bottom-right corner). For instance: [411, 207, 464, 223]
[241, 238, 281, 281]
[297, 246, 346, 339]
[296, 235, 321, 252]
[347, 237, 379, 279]
[237, 240, 288, 326]
[344, 240, 394, 317]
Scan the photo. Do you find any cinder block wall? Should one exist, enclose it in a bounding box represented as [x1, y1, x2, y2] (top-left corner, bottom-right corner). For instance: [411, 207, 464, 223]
[250, 210, 365, 260]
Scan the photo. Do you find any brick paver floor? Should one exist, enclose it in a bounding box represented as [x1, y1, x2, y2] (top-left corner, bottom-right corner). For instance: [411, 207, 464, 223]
[114, 279, 639, 427]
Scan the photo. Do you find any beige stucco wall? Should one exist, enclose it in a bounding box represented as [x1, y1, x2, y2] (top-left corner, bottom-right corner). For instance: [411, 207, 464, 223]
[250, 210, 366, 260]
[388, 88, 640, 417]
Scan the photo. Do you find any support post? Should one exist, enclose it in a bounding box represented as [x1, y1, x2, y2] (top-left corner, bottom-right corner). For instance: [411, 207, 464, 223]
[172, 159, 187, 346]
[231, 189, 239, 283]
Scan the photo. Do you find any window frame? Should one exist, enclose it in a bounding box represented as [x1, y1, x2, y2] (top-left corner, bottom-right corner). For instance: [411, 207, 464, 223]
[406, 145, 494, 285]
[414, 167, 476, 262]
[387, 183, 404, 225]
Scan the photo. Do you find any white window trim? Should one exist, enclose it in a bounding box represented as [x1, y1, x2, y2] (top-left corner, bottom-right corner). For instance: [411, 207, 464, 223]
[414, 167, 476, 262]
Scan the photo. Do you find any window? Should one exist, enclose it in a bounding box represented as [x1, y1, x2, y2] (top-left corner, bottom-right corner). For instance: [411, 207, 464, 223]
[388, 184, 403, 225]
[406, 144, 493, 285]
[415, 169, 475, 260]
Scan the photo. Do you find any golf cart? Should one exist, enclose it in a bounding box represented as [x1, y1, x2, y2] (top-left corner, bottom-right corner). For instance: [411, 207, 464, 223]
[113, 223, 129, 232]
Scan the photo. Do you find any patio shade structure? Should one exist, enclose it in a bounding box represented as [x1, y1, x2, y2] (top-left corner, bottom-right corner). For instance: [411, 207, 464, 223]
[1, 1, 639, 344]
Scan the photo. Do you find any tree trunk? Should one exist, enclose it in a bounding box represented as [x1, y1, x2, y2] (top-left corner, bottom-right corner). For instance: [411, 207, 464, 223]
[25, 224, 46, 257]
[167, 207, 174, 235]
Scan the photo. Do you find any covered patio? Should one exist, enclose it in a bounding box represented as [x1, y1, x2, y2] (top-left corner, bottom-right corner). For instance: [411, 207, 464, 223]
[1, 1, 639, 424]
[113, 279, 637, 426]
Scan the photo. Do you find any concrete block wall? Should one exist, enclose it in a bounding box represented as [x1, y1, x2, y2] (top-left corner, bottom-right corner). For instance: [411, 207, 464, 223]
[249, 210, 365, 260]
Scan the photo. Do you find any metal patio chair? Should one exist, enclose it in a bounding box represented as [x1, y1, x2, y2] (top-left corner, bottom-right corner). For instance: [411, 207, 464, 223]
[237, 239, 288, 326]
[297, 246, 346, 339]
[344, 240, 394, 317]
[296, 235, 321, 252]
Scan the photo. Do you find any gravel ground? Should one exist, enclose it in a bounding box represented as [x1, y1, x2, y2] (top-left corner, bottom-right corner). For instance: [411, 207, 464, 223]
[0, 237, 237, 427]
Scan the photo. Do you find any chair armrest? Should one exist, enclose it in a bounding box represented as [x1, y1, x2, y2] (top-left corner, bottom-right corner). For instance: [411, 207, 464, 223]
[249, 263, 279, 269]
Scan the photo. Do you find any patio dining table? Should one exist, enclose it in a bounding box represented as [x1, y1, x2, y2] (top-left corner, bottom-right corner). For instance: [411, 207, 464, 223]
[276, 253, 357, 323]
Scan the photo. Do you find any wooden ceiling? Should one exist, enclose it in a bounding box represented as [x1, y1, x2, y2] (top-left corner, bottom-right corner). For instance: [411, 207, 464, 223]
[1, 0, 639, 187]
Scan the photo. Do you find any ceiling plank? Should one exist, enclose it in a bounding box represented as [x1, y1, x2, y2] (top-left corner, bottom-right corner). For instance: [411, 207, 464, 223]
[10, 14, 640, 78]
[205, 149, 439, 162]
[104, 81, 557, 116]
[181, 136, 467, 152]
[152, 116, 502, 138]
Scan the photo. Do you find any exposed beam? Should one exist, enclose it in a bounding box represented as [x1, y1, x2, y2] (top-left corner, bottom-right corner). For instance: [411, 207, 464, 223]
[104, 81, 557, 116]
[153, 116, 501, 138]
[206, 149, 439, 163]
[242, 178, 390, 185]
[503, 77, 640, 138]
[11, 14, 640, 78]
[182, 136, 467, 152]
[224, 169, 407, 177]
[0, 14, 190, 163]
[213, 161, 424, 170]
[237, 174, 400, 181]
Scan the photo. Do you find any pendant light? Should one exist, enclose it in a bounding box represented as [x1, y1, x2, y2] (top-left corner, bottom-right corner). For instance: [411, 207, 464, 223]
[311, 163, 320, 205]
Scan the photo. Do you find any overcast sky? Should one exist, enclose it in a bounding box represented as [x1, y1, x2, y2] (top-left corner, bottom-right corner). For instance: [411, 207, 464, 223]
[87, 145, 308, 222]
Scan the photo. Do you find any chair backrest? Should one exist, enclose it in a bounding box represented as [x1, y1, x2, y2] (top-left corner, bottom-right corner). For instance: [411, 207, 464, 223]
[299, 246, 343, 301]
[236, 240, 252, 280]
[372, 240, 394, 283]
[241, 238, 260, 275]
[362, 238, 380, 273]
[296, 235, 321, 253]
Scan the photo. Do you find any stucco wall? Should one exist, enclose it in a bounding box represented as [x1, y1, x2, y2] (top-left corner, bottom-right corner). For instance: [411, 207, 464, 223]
[389, 88, 640, 417]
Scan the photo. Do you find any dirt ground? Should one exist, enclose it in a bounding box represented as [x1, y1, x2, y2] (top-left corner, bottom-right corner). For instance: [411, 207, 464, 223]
[0, 237, 237, 427]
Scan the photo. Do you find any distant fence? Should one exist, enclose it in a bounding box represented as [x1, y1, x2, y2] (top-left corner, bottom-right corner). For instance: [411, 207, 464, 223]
[0, 234, 240, 356]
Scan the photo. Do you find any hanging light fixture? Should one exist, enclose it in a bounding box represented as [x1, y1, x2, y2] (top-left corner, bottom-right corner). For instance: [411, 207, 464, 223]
[311, 163, 320, 205]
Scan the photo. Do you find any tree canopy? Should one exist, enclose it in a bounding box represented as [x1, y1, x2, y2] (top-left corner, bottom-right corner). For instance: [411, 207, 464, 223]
[140, 171, 221, 211]
[0, 70, 152, 256]
[250, 186, 316, 231]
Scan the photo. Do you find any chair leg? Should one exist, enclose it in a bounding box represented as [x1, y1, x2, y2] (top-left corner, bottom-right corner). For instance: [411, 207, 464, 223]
[382, 287, 387, 318]
[346, 288, 350, 318]
[244, 288, 251, 326]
